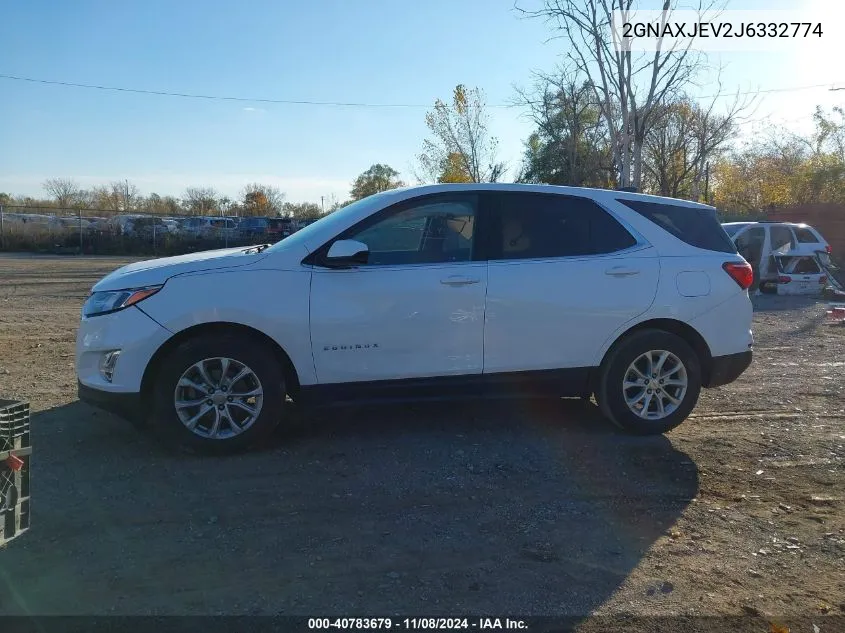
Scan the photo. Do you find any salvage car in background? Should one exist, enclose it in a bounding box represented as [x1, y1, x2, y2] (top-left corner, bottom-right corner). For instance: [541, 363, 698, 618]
[179, 217, 238, 240]
[723, 221, 832, 293]
[772, 254, 829, 295]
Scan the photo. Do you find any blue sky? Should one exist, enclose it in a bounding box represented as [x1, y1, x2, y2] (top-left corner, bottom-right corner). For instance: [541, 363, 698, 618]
[1, 0, 843, 204]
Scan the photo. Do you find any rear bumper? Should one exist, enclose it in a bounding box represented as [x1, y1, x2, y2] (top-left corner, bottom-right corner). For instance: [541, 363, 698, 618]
[705, 350, 753, 388]
[78, 381, 142, 423]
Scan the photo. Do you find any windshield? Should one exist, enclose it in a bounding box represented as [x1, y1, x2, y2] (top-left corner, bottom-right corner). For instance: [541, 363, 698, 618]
[265, 193, 394, 253]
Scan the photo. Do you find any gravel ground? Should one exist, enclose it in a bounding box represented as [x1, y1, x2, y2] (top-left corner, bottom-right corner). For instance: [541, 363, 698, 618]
[0, 254, 842, 625]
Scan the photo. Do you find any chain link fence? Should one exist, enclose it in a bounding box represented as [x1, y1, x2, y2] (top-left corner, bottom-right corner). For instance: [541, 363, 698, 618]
[0, 206, 307, 256]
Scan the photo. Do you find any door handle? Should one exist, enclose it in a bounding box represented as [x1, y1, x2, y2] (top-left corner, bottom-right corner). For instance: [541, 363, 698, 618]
[440, 275, 480, 286]
[605, 266, 640, 277]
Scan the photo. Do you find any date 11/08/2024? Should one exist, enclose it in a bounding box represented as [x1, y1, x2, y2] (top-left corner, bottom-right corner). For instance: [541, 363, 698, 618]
[308, 618, 528, 630]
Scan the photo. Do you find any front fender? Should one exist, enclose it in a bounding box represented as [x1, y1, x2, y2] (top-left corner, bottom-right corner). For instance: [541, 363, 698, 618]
[139, 267, 317, 385]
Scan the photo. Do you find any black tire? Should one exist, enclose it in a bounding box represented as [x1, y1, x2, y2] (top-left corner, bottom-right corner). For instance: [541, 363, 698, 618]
[150, 333, 286, 454]
[596, 329, 701, 435]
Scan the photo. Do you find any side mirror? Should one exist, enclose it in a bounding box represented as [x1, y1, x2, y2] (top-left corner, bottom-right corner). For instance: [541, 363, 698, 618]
[324, 239, 369, 267]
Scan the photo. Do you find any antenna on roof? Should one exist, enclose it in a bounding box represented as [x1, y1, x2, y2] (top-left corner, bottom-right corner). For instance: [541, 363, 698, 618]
[616, 186, 638, 193]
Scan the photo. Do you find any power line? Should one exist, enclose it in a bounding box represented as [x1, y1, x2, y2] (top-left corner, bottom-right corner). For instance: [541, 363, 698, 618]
[2, 72, 844, 109]
[0, 73, 442, 108]
[696, 81, 845, 100]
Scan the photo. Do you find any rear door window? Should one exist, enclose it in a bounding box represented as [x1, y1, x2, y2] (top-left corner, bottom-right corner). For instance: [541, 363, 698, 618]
[617, 199, 736, 253]
[487, 192, 637, 260]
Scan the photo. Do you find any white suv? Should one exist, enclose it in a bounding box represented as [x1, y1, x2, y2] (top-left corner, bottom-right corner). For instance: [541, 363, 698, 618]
[76, 184, 754, 453]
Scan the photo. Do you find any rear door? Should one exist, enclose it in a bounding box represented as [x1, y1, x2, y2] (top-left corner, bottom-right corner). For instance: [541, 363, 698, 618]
[481, 192, 659, 374]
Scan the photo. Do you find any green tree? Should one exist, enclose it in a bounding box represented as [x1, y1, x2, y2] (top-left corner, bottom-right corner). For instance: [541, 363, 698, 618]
[282, 201, 322, 220]
[350, 164, 404, 200]
[516, 75, 614, 187]
[712, 108, 845, 211]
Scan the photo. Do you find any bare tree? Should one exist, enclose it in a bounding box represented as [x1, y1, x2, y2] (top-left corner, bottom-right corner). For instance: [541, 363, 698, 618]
[183, 187, 220, 215]
[518, 0, 720, 189]
[417, 85, 505, 183]
[642, 81, 751, 200]
[110, 180, 139, 211]
[42, 178, 82, 208]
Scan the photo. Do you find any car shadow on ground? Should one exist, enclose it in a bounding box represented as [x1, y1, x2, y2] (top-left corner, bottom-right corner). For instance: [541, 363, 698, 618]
[0, 397, 698, 618]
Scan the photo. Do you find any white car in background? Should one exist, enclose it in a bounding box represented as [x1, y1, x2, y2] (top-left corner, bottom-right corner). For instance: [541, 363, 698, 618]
[2, 213, 63, 232]
[771, 254, 829, 295]
[77, 184, 754, 453]
[722, 221, 831, 293]
[161, 218, 180, 234]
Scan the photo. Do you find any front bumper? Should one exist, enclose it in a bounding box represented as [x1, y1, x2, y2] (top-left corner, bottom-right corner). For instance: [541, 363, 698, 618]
[704, 350, 753, 388]
[76, 305, 171, 393]
[78, 381, 143, 423]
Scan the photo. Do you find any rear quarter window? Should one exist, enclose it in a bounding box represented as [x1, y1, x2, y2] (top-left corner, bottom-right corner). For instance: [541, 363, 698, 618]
[617, 199, 737, 254]
[794, 227, 819, 243]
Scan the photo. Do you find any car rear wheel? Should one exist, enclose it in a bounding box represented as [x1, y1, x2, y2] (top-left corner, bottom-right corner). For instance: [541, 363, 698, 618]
[150, 333, 286, 454]
[596, 329, 702, 435]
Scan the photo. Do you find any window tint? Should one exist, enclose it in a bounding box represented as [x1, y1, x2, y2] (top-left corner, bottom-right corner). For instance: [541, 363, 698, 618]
[590, 203, 639, 252]
[794, 227, 819, 243]
[348, 199, 475, 266]
[488, 193, 636, 260]
[618, 199, 736, 253]
[770, 226, 795, 252]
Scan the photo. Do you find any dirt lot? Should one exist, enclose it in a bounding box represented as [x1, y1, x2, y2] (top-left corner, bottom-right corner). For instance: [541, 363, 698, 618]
[0, 254, 843, 624]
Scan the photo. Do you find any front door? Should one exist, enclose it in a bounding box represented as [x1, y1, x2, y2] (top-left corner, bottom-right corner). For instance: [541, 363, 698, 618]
[309, 193, 486, 384]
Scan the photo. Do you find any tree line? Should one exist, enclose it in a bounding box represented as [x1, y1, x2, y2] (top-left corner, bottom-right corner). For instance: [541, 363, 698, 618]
[3, 0, 844, 216]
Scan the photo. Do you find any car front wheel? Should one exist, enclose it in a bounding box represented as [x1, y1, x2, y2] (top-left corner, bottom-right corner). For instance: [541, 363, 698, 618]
[150, 333, 286, 454]
[596, 329, 702, 435]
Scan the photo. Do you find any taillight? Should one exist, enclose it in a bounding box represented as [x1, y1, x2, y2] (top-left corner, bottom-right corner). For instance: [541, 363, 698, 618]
[778, 275, 792, 284]
[723, 261, 754, 289]
[826, 244, 832, 253]
[820, 276, 828, 284]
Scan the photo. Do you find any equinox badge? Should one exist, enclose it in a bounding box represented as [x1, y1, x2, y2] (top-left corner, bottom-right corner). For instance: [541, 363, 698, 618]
[323, 343, 379, 351]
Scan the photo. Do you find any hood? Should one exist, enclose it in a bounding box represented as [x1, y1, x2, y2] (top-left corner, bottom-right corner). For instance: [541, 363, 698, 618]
[92, 247, 269, 292]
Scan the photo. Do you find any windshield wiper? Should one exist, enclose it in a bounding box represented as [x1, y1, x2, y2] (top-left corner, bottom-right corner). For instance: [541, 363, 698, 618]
[244, 244, 271, 254]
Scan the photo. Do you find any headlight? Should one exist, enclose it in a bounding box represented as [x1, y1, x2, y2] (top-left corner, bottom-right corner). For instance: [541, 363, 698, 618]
[83, 286, 162, 318]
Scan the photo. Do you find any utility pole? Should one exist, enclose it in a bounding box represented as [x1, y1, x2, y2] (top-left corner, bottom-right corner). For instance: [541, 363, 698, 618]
[320, 196, 325, 214]
[704, 161, 710, 204]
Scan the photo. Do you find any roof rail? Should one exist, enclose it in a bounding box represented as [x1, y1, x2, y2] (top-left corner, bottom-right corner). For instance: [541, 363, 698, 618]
[616, 186, 638, 193]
